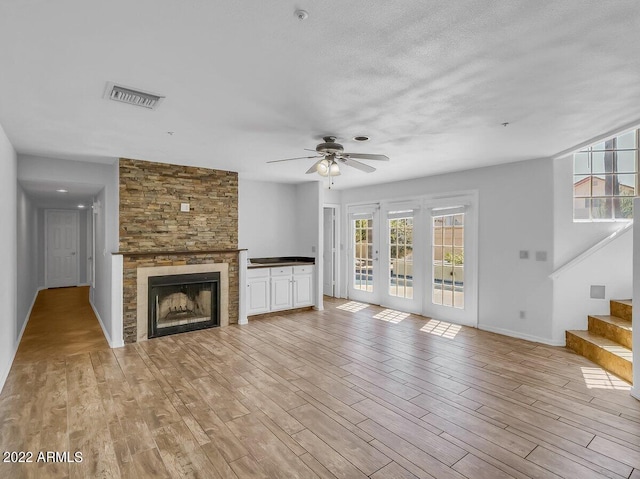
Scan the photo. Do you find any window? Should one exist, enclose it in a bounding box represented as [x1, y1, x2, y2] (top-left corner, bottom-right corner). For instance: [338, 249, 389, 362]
[353, 217, 373, 292]
[573, 129, 637, 221]
[388, 212, 413, 299]
[432, 212, 464, 308]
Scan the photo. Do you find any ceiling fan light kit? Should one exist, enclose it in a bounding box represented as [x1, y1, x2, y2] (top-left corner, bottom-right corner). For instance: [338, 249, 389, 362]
[316, 158, 330, 176]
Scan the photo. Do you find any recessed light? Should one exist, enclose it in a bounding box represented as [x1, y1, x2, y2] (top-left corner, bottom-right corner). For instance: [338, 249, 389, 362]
[78, 204, 85, 209]
[56, 189, 68, 193]
[353, 136, 369, 142]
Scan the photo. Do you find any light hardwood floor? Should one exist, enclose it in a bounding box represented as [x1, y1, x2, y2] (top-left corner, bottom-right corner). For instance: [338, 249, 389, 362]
[2, 291, 640, 478]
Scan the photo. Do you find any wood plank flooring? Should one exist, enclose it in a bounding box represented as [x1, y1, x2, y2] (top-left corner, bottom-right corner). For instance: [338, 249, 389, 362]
[2, 292, 640, 478]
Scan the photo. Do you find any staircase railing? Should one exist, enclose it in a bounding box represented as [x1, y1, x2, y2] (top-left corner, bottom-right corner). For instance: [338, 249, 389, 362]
[549, 222, 633, 279]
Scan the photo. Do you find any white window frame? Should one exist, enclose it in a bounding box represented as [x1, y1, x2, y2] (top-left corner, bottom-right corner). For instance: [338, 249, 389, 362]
[573, 129, 638, 222]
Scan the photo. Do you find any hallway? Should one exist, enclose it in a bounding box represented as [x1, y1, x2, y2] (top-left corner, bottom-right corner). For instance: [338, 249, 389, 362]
[14, 286, 109, 363]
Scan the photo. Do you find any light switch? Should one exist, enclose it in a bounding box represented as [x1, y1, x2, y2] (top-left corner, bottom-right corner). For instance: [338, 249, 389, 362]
[519, 250, 529, 259]
[180, 202, 190, 212]
[535, 251, 547, 261]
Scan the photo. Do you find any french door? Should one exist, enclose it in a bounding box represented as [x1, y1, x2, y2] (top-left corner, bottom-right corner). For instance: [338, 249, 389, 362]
[382, 205, 423, 312]
[348, 206, 380, 304]
[346, 195, 477, 328]
[424, 202, 477, 327]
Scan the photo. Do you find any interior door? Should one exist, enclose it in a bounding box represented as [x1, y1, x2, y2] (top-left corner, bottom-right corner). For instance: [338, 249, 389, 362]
[347, 206, 380, 304]
[46, 209, 79, 288]
[323, 207, 335, 296]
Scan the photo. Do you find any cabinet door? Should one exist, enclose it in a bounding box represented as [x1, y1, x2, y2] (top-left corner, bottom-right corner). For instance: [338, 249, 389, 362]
[293, 274, 314, 307]
[247, 277, 270, 315]
[271, 275, 293, 311]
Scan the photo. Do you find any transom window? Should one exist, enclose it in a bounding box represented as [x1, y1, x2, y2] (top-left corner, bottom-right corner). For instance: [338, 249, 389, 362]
[573, 129, 637, 221]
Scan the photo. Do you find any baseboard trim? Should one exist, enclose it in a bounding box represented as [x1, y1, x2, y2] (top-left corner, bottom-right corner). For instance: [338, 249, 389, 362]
[0, 287, 43, 394]
[89, 299, 122, 348]
[478, 324, 565, 347]
[630, 387, 640, 401]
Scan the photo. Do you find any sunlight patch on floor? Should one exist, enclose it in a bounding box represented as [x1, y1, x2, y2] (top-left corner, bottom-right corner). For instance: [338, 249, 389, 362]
[373, 309, 410, 324]
[581, 367, 631, 390]
[420, 319, 461, 339]
[337, 301, 369, 312]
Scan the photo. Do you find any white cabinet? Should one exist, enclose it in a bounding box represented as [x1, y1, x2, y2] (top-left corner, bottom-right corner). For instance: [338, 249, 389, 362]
[293, 265, 314, 307]
[270, 267, 293, 311]
[247, 268, 270, 315]
[247, 265, 314, 316]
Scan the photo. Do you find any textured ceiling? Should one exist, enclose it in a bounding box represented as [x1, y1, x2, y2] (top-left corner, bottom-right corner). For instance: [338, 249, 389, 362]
[2, 1, 640, 190]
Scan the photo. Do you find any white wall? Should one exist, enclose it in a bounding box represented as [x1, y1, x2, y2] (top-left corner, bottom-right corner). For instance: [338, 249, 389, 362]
[18, 155, 119, 344]
[239, 179, 300, 258]
[0, 124, 17, 392]
[632, 198, 640, 399]
[339, 158, 556, 344]
[295, 181, 324, 309]
[324, 188, 342, 205]
[552, 228, 632, 342]
[16, 184, 39, 337]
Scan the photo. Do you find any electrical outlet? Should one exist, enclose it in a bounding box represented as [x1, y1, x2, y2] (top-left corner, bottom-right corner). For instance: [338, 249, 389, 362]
[180, 202, 190, 212]
[519, 250, 529, 259]
[519, 310, 526, 319]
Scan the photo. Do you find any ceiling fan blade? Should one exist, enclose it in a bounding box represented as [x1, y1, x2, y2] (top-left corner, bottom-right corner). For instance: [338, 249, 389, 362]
[306, 159, 324, 174]
[341, 157, 376, 173]
[267, 155, 322, 164]
[342, 153, 389, 161]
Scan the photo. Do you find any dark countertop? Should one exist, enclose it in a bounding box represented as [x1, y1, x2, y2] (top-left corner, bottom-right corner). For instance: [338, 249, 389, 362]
[248, 256, 315, 269]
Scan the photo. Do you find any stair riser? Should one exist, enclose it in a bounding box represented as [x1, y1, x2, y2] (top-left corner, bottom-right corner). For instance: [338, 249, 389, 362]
[566, 332, 632, 383]
[588, 316, 632, 349]
[610, 300, 632, 322]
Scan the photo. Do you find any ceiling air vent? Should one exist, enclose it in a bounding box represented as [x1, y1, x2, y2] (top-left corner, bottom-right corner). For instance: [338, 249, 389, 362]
[104, 82, 165, 110]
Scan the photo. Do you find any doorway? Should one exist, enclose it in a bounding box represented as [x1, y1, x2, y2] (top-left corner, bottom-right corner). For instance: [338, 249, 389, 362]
[323, 205, 340, 297]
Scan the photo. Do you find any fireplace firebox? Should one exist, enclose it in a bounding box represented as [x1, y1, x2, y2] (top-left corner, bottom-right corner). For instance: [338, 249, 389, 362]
[148, 272, 220, 338]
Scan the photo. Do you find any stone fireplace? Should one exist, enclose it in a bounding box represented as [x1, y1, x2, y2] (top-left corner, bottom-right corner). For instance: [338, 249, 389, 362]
[118, 158, 240, 343]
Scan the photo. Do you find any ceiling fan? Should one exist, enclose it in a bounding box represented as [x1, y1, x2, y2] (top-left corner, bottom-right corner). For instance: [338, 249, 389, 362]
[267, 136, 389, 177]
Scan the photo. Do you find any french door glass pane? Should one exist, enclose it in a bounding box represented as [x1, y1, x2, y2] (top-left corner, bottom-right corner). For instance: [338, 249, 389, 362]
[388, 217, 413, 299]
[432, 213, 464, 309]
[354, 219, 373, 292]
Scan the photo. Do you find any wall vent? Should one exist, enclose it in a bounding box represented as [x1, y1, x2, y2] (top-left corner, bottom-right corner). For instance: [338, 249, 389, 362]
[104, 82, 165, 110]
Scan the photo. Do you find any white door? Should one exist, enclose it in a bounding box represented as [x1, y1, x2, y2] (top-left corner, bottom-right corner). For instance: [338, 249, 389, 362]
[424, 201, 478, 327]
[381, 207, 423, 313]
[347, 206, 381, 304]
[323, 207, 335, 296]
[46, 209, 79, 288]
